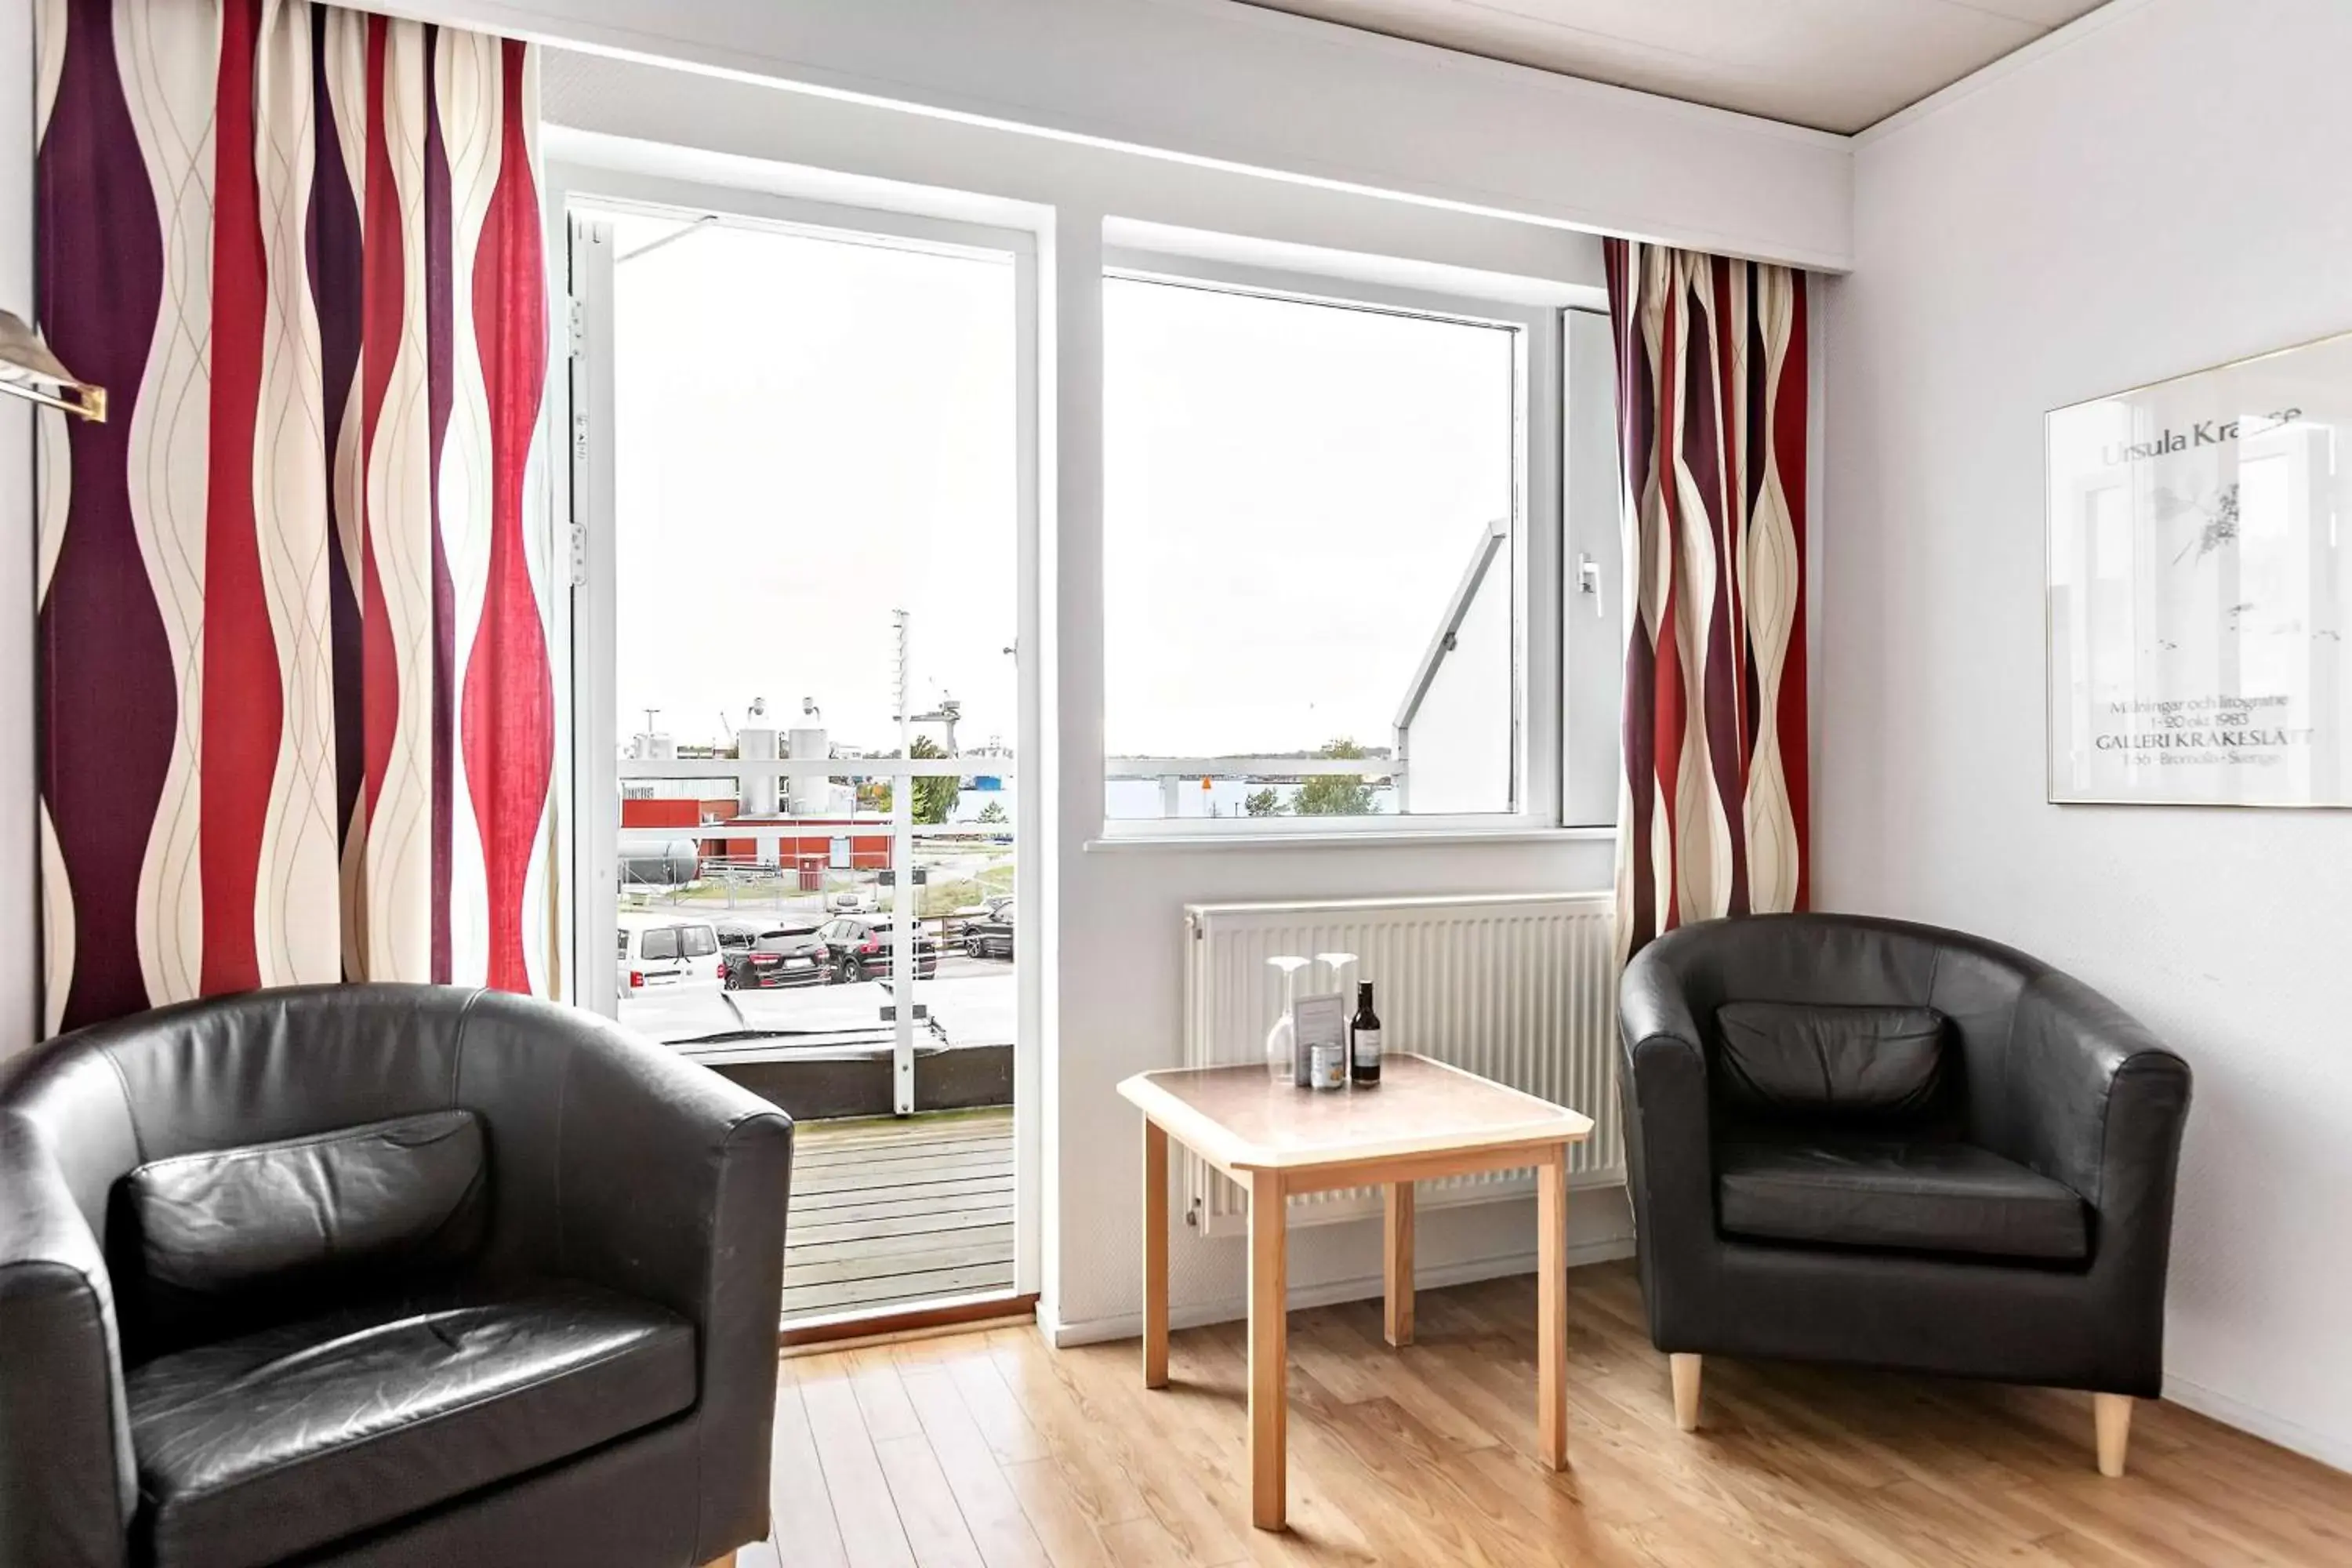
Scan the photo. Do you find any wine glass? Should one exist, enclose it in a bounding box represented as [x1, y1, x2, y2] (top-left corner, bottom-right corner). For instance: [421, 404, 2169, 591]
[1265, 956, 1309, 1082]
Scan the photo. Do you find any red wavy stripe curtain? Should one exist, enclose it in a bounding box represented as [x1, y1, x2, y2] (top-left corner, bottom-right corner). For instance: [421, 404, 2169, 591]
[1604, 238, 1809, 959]
[35, 0, 556, 1033]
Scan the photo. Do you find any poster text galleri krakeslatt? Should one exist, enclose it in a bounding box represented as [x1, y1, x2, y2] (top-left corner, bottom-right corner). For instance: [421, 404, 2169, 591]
[2047, 330, 2352, 808]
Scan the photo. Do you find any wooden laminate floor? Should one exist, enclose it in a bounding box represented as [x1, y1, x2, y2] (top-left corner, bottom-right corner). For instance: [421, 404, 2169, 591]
[784, 1110, 1018, 1327]
[735, 1260, 2352, 1568]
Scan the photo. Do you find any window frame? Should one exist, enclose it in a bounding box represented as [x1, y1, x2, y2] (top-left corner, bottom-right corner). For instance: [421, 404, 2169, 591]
[1095, 248, 1566, 840]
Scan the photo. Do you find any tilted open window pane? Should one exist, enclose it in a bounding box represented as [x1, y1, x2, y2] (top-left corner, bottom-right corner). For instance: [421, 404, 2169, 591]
[1102, 274, 1522, 823]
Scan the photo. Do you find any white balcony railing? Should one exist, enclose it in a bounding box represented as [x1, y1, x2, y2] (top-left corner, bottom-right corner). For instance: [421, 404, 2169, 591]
[613, 755, 1398, 783]
[615, 753, 1403, 828]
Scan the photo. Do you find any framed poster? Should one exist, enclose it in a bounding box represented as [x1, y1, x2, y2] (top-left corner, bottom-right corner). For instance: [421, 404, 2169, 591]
[2047, 329, 2352, 806]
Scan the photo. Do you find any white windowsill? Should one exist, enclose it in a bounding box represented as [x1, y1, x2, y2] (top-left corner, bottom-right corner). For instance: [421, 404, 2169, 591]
[1084, 825, 1617, 852]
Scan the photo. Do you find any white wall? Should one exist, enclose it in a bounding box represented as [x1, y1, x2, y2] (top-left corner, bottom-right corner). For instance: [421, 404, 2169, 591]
[403, 0, 1851, 270]
[0, 0, 34, 1065]
[1823, 0, 2352, 1469]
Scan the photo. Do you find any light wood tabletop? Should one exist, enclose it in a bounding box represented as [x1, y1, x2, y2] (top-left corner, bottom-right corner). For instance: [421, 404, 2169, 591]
[1118, 1053, 1593, 1531]
[1117, 1053, 1594, 1173]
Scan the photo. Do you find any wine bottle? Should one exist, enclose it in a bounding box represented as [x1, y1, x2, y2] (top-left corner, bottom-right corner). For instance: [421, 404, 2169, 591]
[1350, 982, 1382, 1086]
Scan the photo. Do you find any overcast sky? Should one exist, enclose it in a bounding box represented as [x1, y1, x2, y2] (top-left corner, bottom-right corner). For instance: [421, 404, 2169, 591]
[604, 209, 1513, 759]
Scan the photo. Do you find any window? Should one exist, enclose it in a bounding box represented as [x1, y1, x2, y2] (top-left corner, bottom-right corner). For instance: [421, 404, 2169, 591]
[1102, 260, 1561, 832]
[639, 927, 680, 962]
[680, 925, 717, 959]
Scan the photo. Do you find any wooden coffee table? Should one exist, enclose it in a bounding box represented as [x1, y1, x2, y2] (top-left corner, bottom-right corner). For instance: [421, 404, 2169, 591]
[1117, 1054, 1595, 1531]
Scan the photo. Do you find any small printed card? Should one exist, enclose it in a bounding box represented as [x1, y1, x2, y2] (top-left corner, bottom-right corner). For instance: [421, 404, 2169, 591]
[1292, 993, 1346, 1085]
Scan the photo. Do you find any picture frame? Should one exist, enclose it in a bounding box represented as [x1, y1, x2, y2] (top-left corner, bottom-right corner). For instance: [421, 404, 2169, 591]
[2046, 328, 2352, 807]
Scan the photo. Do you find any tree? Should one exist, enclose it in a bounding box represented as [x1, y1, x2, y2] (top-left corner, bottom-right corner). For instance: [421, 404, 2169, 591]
[1294, 738, 1376, 817]
[975, 800, 1007, 824]
[909, 735, 959, 825]
[1243, 787, 1284, 818]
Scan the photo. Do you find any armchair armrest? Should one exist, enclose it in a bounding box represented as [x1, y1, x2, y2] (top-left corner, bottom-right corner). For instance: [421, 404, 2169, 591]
[1616, 949, 1719, 1333]
[2008, 972, 2193, 1272]
[454, 994, 794, 1563]
[0, 1112, 134, 1568]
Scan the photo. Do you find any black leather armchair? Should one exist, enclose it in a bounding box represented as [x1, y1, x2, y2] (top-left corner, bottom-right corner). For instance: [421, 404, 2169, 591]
[1618, 914, 2190, 1475]
[0, 984, 793, 1568]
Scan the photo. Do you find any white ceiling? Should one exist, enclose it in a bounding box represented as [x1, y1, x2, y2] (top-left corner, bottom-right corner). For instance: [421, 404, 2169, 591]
[1236, 0, 2108, 134]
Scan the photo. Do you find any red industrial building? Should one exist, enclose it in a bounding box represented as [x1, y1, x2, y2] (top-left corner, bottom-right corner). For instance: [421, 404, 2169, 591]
[619, 797, 894, 887]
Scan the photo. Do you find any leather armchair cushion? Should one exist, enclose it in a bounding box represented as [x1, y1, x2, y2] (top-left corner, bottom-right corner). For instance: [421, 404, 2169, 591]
[118, 1109, 488, 1355]
[127, 1281, 695, 1568]
[1716, 1135, 2089, 1261]
[1714, 1002, 1947, 1120]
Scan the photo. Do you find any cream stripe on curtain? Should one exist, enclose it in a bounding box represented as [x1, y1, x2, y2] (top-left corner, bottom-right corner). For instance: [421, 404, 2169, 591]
[34, 0, 557, 1034]
[1603, 238, 1811, 960]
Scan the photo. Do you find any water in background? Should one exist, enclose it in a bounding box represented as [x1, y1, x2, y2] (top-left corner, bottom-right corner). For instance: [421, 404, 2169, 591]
[1102, 777, 1398, 820]
[951, 776, 1430, 821]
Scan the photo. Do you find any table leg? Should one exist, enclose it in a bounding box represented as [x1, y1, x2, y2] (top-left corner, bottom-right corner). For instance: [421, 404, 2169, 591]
[1248, 1167, 1289, 1531]
[1142, 1119, 1169, 1389]
[1383, 1180, 1415, 1348]
[1536, 1144, 1568, 1471]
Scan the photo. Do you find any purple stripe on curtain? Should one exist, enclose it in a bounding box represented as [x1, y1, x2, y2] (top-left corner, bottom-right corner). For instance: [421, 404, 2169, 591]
[423, 24, 456, 985]
[1740, 263, 1772, 768]
[310, 8, 366, 937]
[1690, 263, 1748, 920]
[1605, 241, 1659, 949]
[37, 0, 173, 1032]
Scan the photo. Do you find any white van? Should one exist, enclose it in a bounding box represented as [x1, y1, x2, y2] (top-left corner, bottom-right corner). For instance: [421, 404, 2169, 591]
[616, 916, 722, 999]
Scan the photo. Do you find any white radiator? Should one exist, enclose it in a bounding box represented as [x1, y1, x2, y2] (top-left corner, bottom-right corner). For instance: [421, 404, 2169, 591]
[1181, 892, 1622, 1238]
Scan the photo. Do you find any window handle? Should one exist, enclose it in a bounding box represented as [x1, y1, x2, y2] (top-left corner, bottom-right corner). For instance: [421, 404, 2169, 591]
[1577, 554, 1604, 616]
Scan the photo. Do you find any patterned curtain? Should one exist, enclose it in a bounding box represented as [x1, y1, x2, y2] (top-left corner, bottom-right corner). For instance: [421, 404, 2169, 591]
[1604, 238, 1809, 959]
[35, 0, 557, 1034]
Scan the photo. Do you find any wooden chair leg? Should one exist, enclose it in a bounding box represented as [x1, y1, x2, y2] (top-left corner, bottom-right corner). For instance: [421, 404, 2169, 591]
[2094, 1393, 2133, 1478]
[1670, 1353, 1702, 1432]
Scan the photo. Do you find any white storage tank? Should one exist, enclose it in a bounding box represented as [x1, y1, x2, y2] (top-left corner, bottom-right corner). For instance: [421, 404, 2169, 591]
[737, 727, 779, 816]
[786, 725, 829, 815]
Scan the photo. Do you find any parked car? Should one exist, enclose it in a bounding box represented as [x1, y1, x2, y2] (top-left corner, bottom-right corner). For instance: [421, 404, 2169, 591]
[964, 899, 1014, 960]
[948, 893, 1011, 928]
[714, 917, 769, 955]
[616, 916, 722, 999]
[824, 884, 881, 914]
[816, 914, 940, 984]
[720, 927, 829, 989]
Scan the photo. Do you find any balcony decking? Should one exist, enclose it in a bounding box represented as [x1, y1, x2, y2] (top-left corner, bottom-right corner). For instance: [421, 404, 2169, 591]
[782, 1108, 1017, 1327]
